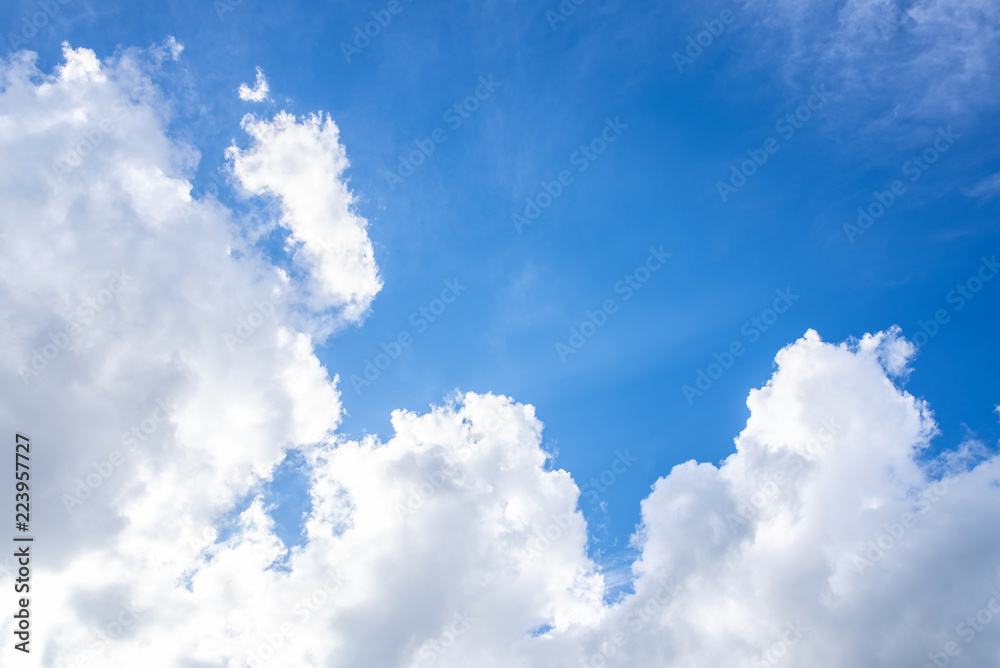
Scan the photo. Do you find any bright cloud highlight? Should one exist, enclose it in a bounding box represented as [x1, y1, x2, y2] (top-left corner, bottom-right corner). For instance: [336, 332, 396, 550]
[0, 42, 998, 668]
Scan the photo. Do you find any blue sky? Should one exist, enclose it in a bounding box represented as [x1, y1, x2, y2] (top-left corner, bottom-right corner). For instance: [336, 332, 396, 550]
[5, 0, 999, 591]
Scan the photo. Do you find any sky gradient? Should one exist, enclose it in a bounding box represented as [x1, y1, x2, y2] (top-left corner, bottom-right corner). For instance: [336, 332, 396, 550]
[1, 0, 999, 665]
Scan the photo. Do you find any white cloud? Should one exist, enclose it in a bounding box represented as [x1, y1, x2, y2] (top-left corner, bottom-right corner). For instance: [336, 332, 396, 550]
[239, 67, 270, 102]
[2, 43, 1000, 668]
[753, 0, 1000, 122]
[962, 172, 1000, 199]
[0, 42, 358, 662]
[229, 111, 382, 327]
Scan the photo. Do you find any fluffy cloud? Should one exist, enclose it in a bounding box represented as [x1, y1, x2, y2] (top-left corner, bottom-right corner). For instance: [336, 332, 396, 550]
[0, 41, 355, 662]
[229, 110, 382, 326]
[619, 329, 996, 668]
[239, 67, 270, 102]
[1, 43, 999, 668]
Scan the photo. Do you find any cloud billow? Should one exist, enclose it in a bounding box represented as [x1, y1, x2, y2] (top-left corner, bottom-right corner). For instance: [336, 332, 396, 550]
[0, 43, 998, 668]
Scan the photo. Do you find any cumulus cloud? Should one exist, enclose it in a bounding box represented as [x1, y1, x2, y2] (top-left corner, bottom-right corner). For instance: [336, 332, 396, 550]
[229, 111, 382, 325]
[1, 42, 999, 668]
[239, 67, 270, 102]
[0, 41, 358, 662]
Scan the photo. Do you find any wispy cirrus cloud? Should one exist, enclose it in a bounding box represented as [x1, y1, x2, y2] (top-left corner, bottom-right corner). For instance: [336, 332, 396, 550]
[963, 171, 1000, 199]
[744, 0, 1000, 126]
